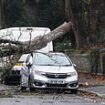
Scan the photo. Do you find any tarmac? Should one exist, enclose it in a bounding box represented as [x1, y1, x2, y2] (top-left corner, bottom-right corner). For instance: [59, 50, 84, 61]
[79, 85, 105, 98]
[79, 72, 105, 98]
[0, 72, 105, 98]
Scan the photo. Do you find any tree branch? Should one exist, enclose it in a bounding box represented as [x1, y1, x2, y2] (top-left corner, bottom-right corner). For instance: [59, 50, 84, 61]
[0, 21, 72, 57]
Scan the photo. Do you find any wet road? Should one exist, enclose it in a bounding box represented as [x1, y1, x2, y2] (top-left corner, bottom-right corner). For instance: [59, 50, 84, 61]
[0, 92, 105, 105]
[0, 85, 105, 105]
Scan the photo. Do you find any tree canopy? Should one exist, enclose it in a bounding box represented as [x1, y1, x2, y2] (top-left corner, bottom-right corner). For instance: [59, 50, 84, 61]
[0, 0, 105, 49]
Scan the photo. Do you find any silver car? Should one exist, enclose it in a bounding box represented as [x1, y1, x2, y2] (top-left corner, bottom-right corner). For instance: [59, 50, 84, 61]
[21, 52, 78, 93]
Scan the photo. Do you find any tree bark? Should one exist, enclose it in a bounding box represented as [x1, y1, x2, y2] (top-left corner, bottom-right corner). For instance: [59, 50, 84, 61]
[88, 0, 97, 45]
[0, 0, 2, 28]
[0, 21, 72, 57]
[0, 0, 5, 28]
[65, 0, 82, 48]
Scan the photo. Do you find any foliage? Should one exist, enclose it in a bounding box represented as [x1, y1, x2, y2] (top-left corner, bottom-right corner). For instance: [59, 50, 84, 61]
[3, 0, 65, 29]
[0, 0, 105, 48]
[54, 42, 72, 52]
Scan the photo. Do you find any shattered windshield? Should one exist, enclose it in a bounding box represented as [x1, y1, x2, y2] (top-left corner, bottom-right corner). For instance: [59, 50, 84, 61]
[33, 52, 72, 66]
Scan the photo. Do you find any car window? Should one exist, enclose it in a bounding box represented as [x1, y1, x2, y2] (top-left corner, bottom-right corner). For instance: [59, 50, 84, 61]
[33, 53, 72, 66]
[51, 54, 71, 65]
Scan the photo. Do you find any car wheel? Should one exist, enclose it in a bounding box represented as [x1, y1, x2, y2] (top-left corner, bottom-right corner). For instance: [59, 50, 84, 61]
[71, 89, 78, 94]
[4, 76, 9, 85]
[21, 86, 27, 91]
[30, 87, 36, 92]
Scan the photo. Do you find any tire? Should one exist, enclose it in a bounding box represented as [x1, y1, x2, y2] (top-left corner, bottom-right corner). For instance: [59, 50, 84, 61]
[4, 76, 9, 85]
[30, 87, 35, 92]
[71, 89, 78, 94]
[29, 81, 36, 92]
[21, 86, 27, 91]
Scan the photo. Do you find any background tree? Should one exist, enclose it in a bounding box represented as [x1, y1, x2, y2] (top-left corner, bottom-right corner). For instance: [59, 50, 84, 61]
[0, 0, 5, 28]
[0, 0, 105, 49]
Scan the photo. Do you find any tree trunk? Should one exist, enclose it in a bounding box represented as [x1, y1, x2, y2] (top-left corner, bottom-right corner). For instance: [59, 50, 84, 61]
[0, 0, 2, 28]
[88, 0, 97, 45]
[64, 0, 82, 48]
[0, 0, 5, 28]
[0, 21, 72, 57]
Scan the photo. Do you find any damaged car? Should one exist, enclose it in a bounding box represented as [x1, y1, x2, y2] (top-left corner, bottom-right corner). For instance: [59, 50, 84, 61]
[21, 52, 78, 93]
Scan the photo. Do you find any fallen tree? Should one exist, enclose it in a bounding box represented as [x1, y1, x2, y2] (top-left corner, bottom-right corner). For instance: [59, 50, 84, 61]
[0, 21, 72, 57]
[0, 21, 72, 84]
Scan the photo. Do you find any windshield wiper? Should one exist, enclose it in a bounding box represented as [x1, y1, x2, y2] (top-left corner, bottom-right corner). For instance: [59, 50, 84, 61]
[36, 64, 55, 66]
[44, 64, 55, 66]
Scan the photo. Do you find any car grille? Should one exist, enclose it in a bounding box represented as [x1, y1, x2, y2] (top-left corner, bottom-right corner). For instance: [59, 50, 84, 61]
[47, 83, 67, 88]
[45, 73, 68, 79]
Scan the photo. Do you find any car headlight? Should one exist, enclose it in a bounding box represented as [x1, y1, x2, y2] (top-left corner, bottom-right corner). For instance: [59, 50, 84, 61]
[67, 72, 77, 77]
[34, 70, 46, 76]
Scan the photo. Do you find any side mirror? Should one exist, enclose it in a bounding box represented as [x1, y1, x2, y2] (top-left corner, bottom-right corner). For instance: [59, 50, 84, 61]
[26, 56, 33, 67]
[26, 62, 32, 67]
[73, 64, 76, 67]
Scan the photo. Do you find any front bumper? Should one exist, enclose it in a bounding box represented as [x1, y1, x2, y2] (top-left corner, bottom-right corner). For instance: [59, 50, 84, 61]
[30, 74, 79, 89]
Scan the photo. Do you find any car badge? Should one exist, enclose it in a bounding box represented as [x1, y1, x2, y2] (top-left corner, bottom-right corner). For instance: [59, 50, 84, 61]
[55, 74, 59, 78]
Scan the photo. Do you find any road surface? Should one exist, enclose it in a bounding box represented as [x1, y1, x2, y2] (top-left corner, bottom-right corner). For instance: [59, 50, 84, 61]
[0, 84, 105, 105]
[0, 90, 105, 105]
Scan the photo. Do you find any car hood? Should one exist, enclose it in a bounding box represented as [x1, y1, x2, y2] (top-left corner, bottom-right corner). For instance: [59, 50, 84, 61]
[32, 65, 76, 73]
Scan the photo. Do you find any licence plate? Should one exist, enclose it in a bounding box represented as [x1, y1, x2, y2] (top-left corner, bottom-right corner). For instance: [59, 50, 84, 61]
[49, 80, 64, 84]
[16, 63, 23, 66]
